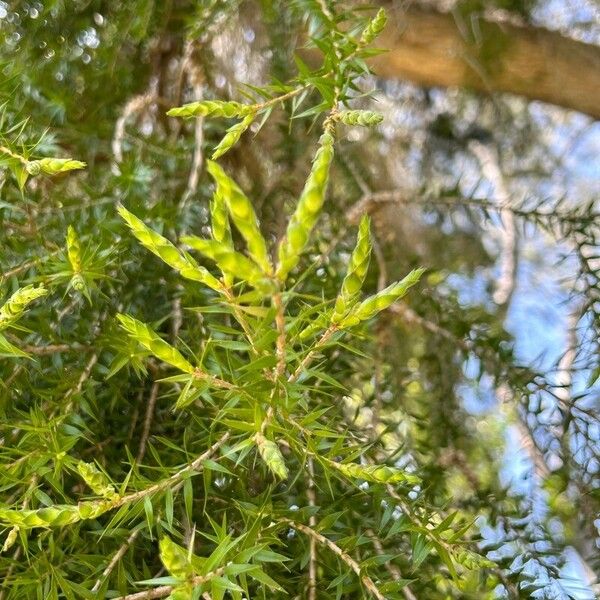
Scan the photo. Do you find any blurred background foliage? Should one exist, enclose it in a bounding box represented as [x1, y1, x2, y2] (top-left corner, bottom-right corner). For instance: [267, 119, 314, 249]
[0, 0, 598, 598]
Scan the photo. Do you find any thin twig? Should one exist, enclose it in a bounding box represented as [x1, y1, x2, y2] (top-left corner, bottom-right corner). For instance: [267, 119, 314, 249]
[137, 381, 160, 464]
[307, 458, 318, 600]
[92, 528, 141, 592]
[281, 519, 385, 600]
[113, 566, 226, 600]
[366, 528, 417, 600]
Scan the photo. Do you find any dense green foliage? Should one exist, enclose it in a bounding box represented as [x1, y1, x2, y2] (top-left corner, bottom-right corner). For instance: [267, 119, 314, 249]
[0, 1, 598, 599]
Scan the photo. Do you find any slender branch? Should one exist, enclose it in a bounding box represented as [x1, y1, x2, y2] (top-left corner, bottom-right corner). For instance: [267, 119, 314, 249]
[92, 528, 141, 593]
[280, 519, 385, 600]
[273, 292, 286, 378]
[113, 566, 226, 600]
[289, 325, 337, 383]
[366, 528, 417, 600]
[307, 458, 318, 600]
[137, 381, 160, 463]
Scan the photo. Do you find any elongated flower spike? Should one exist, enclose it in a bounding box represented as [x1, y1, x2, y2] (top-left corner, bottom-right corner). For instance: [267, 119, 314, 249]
[338, 110, 383, 127]
[117, 313, 195, 374]
[182, 236, 275, 293]
[209, 190, 233, 249]
[331, 214, 372, 324]
[212, 112, 255, 159]
[339, 268, 425, 328]
[76, 462, 117, 499]
[167, 100, 252, 119]
[359, 8, 387, 45]
[206, 160, 272, 274]
[255, 433, 288, 480]
[327, 459, 420, 486]
[276, 131, 334, 281]
[159, 536, 193, 579]
[26, 157, 86, 175]
[0, 285, 48, 331]
[117, 205, 222, 291]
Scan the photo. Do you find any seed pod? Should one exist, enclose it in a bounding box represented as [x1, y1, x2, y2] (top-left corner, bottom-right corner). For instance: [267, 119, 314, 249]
[117, 205, 222, 291]
[211, 113, 255, 160]
[167, 100, 252, 119]
[159, 536, 193, 579]
[117, 313, 195, 374]
[255, 433, 288, 480]
[66, 225, 82, 273]
[206, 161, 272, 274]
[28, 157, 86, 175]
[1, 527, 18, 552]
[76, 461, 117, 499]
[327, 460, 420, 486]
[338, 110, 383, 127]
[182, 236, 274, 293]
[359, 8, 387, 45]
[331, 215, 372, 324]
[276, 132, 334, 281]
[339, 268, 424, 328]
[0, 285, 48, 331]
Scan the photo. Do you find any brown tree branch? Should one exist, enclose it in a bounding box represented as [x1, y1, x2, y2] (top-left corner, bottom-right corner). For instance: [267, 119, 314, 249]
[369, 4, 600, 119]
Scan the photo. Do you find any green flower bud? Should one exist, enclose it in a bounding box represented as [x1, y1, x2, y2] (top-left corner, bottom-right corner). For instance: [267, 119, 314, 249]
[327, 459, 420, 486]
[117, 205, 222, 291]
[29, 158, 86, 175]
[359, 8, 387, 45]
[159, 536, 193, 579]
[167, 100, 252, 119]
[338, 110, 383, 127]
[182, 236, 275, 293]
[276, 132, 334, 280]
[331, 215, 372, 324]
[206, 161, 272, 274]
[117, 313, 195, 374]
[210, 191, 233, 248]
[66, 225, 82, 273]
[339, 268, 424, 328]
[76, 461, 117, 499]
[211, 113, 255, 159]
[255, 433, 288, 480]
[0, 285, 48, 331]
[1, 527, 18, 552]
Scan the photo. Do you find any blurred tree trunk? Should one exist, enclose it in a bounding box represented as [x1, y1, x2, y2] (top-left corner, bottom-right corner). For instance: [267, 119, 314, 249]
[370, 3, 600, 119]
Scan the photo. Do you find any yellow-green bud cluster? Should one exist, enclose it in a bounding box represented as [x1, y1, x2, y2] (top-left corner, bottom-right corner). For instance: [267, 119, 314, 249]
[159, 536, 193, 579]
[0, 285, 48, 331]
[167, 100, 252, 119]
[339, 268, 424, 328]
[117, 205, 222, 291]
[212, 112, 255, 159]
[117, 314, 195, 374]
[359, 8, 387, 45]
[298, 315, 329, 341]
[66, 225, 82, 273]
[76, 461, 117, 499]
[255, 433, 288, 480]
[206, 161, 271, 274]
[338, 110, 383, 127]
[454, 549, 495, 569]
[331, 215, 371, 324]
[1, 527, 18, 552]
[26, 158, 86, 175]
[209, 191, 233, 248]
[0, 500, 111, 529]
[182, 236, 274, 293]
[276, 132, 334, 280]
[328, 460, 420, 486]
